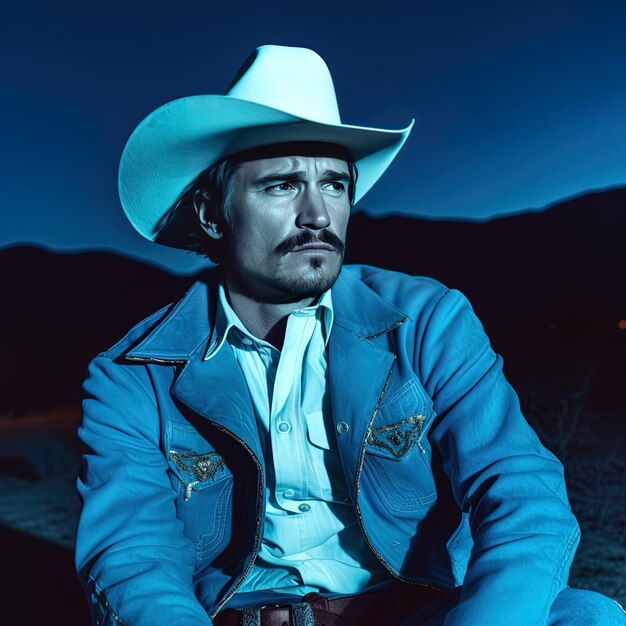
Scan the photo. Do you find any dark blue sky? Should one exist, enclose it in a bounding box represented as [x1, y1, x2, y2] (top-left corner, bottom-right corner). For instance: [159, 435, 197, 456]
[2, 0, 625, 273]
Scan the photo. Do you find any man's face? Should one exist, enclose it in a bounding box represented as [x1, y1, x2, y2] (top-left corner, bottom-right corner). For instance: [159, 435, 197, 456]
[220, 155, 351, 303]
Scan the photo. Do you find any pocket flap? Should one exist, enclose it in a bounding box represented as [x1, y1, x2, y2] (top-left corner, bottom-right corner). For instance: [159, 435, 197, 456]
[168, 450, 227, 485]
[165, 421, 229, 491]
[366, 413, 428, 459]
[365, 378, 434, 460]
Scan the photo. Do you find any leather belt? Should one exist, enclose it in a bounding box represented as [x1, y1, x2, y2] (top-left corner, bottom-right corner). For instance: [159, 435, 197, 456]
[214, 583, 443, 626]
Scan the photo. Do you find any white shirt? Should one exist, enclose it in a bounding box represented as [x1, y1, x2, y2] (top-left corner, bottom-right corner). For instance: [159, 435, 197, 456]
[205, 284, 389, 605]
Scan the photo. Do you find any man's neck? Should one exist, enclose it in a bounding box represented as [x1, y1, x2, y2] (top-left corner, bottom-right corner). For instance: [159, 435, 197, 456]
[224, 282, 317, 351]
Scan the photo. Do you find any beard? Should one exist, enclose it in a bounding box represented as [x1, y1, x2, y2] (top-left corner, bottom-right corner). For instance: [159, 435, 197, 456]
[275, 248, 345, 300]
[222, 229, 346, 303]
[270, 229, 346, 300]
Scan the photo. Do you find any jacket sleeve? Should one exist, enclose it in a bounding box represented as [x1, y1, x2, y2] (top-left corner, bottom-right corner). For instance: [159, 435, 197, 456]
[75, 354, 213, 626]
[416, 289, 580, 626]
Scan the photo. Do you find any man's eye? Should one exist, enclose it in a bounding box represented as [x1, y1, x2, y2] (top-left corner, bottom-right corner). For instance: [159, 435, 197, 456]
[324, 182, 346, 192]
[267, 182, 295, 193]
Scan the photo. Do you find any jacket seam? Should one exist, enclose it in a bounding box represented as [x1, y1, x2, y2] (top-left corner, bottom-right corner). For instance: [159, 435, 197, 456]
[415, 287, 451, 384]
[91, 578, 128, 625]
[544, 523, 580, 620]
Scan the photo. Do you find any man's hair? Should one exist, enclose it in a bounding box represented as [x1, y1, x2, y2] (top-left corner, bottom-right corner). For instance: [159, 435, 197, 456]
[159, 152, 358, 263]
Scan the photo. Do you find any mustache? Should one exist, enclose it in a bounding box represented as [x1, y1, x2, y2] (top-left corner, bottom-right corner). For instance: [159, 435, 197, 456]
[274, 230, 345, 256]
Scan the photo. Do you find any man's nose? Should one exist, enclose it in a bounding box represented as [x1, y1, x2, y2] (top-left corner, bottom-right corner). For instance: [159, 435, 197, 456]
[295, 186, 331, 230]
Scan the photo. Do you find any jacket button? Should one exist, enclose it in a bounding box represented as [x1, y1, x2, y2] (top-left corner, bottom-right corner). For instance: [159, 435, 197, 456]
[336, 421, 349, 435]
[298, 503, 311, 512]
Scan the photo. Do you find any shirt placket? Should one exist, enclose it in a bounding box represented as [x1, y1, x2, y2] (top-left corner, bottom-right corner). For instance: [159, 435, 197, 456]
[271, 310, 317, 514]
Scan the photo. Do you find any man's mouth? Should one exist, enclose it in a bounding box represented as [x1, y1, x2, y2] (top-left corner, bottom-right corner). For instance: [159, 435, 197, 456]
[291, 243, 336, 252]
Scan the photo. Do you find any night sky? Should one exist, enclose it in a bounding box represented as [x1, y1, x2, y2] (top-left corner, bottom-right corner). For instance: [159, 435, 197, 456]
[2, 0, 626, 274]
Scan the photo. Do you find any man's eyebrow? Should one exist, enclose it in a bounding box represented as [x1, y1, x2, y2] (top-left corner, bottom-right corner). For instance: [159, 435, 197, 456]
[321, 169, 351, 181]
[253, 169, 351, 186]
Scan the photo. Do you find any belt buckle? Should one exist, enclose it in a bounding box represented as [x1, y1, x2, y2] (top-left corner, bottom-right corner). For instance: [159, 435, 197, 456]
[236, 599, 316, 626]
[257, 603, 291, 626]
[249, 601, 314, 626]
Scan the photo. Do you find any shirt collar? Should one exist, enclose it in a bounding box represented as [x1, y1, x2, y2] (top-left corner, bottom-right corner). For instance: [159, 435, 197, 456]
[204, 283, 334, 360]
[124, 267, 408, 365]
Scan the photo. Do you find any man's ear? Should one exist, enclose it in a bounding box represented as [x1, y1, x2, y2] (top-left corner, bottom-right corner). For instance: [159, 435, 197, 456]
[193, 190, 223, 240]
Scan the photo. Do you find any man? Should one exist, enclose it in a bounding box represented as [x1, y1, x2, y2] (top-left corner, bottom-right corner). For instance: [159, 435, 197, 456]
[75, 45, 624, 625]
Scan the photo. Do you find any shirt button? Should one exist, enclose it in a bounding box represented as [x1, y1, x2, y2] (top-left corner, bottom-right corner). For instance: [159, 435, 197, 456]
[277, 421, 291, 433]
[298, 503, 311, 513]
[242, 337, 253, 346]
[336, 421, 349, 435]
[283, 489, 295, 499]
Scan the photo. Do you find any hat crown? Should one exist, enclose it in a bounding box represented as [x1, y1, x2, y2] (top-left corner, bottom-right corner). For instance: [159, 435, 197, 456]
[226, 45, 341, 124]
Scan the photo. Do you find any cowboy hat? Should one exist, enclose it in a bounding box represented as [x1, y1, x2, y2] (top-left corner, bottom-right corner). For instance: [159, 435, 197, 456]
[118, 44, 414, 249]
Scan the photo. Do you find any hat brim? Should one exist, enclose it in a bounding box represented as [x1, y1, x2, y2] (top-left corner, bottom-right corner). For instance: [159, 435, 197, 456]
[119, 94, 413, 248]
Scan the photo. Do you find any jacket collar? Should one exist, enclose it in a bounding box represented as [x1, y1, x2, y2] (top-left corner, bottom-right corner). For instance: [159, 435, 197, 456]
[125, 270, 219, 363]
[331, 268, 409, 339]
[125, 266, 408, 363]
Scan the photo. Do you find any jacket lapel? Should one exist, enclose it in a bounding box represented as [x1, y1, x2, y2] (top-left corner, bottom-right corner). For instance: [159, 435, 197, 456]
[124, 271, 263, 463]
[172, 348, 262, 464]
[328, 325, 396, 497]
[328, 268, 409, 497]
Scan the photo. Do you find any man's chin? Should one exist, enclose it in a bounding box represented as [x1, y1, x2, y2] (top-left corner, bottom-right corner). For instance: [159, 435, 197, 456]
[280, 256, 342, 300]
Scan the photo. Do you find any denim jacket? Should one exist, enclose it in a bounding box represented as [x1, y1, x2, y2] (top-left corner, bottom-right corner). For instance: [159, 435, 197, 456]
[75, 265, 580, 626]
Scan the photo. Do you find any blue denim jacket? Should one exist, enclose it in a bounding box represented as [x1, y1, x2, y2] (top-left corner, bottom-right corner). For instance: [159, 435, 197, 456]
[75, 265, 580, 626]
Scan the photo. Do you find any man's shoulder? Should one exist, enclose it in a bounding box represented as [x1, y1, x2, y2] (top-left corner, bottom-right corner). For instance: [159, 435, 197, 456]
[339, 264, 449, 308]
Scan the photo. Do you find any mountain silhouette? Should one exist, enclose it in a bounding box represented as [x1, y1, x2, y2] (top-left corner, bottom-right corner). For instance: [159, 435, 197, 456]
[1, 187, 624, 415]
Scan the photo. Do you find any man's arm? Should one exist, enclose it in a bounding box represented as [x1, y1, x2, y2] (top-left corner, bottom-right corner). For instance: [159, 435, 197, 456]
[416, 289, 580, 626]
[76, 354, 213, 626]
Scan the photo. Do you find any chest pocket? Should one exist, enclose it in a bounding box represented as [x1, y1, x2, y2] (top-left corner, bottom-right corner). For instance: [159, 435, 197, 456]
[165, 420, 233, 560]
[363, 378, 437, 513]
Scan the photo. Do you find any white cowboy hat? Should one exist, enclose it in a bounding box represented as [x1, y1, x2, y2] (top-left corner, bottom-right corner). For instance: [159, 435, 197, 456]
[118, 44, 414, 249]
